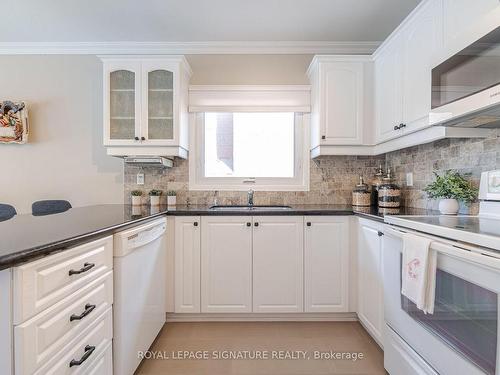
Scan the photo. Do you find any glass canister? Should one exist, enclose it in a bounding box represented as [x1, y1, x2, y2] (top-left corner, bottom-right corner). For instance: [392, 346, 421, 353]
[352, 176, 371, 207]
[378, 168, 401, 208]
[370, 165, 385, 206]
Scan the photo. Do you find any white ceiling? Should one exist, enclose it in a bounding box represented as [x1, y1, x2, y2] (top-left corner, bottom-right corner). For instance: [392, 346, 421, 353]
[3, 0, 420, 43]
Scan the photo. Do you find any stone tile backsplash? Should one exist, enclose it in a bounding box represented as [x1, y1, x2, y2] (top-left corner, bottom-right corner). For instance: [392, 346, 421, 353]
[125, 130, 499, 212]
[385, 129, 500, 214]
[124, 155, 385, 206]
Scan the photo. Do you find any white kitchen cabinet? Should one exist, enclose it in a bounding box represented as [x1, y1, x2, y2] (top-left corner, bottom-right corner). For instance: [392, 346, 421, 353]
[357, 218, 384, 346]
[174, 216, 201, 313]
[0, 269, 12, 375]
[252, 216, 304, 313]
[13, 236, 113, 324]
[102, 56, 192, 158]
[375, 0, 443, 143]
[374, 35, 403, 143]
[308, 56, 372, 153]
[304, 216, 350, 312]
[201, 216, 253, 313]
[400, 0, 443, 135]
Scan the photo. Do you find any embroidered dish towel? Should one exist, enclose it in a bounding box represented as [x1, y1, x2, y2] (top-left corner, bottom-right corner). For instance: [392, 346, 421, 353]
[401, 232, 437, 314]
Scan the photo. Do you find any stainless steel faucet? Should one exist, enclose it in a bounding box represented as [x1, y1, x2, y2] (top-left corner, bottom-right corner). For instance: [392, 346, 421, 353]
[247, 189, 254, 206]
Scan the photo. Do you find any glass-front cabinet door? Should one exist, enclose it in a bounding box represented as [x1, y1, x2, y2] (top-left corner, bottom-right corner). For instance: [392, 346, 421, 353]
[147, 69, 174, 141]
[102, 56, 191, 157]
[141, 62, 177, 145]
[104, 61, 141, 145]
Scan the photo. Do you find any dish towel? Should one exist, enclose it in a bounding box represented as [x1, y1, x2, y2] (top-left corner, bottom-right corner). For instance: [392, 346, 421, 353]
[401, 233, 437, 314]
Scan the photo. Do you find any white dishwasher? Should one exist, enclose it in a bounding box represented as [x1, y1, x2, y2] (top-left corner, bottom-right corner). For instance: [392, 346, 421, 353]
[113, 217, 167, 375]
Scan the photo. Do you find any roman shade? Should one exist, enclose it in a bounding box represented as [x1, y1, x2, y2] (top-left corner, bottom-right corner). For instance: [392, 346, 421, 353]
[188, 85, 311, 112]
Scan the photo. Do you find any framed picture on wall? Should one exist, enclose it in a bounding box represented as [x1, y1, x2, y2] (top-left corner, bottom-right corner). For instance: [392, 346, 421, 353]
[0, 101, 29, 144]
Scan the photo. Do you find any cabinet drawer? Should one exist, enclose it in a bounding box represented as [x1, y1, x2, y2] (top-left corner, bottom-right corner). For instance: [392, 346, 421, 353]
[14, 272, 113, 375]
[34, 307, 113, 375]
[82, 341, 112, 375]
[13, 236, 113, 324]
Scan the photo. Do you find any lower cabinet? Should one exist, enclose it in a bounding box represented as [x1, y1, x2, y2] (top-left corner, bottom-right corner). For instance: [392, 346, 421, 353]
[304, 216, 350, 312]
[357, 218, 384, 346]
[252, 216, 304, 313]
[201, 216, 252, 313]
[172, 215, 351, 315]
[9, 236, 114, 375]
[174, 216, 201, 313]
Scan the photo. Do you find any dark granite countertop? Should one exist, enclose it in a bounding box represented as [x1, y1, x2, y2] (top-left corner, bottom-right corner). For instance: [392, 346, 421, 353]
[0, 204, 439, 270]
[352, 206, 441, 223]
[0, 205, 168, 270]
[164, 204, 356, 216]
[165, 204, 439, 222]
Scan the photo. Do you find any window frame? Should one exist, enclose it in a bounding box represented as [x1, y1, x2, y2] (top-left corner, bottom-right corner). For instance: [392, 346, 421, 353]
[189, 112, 310, 191]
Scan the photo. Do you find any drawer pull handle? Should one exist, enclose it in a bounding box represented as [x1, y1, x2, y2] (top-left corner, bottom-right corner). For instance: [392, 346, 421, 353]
[68, 262, 95, 276]
[69, 345, 95, 367]
[378, 231, 384, 237]
[70, 303, 96, 322]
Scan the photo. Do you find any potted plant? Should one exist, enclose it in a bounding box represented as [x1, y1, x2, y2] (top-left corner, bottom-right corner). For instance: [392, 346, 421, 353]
[131, 190, 143, 206]
[424, 171, 478, 215]
[149, 189, 162, 206]
[167, 190, 177, 206]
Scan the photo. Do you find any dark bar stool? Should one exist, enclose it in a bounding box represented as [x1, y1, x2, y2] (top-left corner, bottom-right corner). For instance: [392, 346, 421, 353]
[0, 204, 17, 222]
[32, 200, 72, 216]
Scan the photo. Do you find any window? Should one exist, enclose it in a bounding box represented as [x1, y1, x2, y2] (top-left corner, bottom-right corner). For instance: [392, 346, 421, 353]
[190, 112, 309, 191]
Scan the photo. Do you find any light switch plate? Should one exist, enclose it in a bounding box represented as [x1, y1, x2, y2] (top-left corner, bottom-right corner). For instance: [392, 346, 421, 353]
[406, 172, 413, 187]
[136, 173, 145, 185]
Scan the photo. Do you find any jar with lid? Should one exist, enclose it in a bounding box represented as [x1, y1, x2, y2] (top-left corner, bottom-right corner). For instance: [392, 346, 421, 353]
[370, 165, 385, 206]
[378, 168, 401, 208]
[352, 176, 371, 207]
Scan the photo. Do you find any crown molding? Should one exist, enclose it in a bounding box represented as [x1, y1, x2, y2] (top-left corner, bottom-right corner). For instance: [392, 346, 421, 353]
[0, 41, 380, 55]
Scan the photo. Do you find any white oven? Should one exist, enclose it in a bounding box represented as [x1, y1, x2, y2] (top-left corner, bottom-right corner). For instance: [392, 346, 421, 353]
[383, 225, 500, 375]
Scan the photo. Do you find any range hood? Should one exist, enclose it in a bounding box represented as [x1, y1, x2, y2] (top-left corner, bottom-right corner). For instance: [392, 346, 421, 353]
[430, 101, 500, 129]
[124, 156, 173, 168]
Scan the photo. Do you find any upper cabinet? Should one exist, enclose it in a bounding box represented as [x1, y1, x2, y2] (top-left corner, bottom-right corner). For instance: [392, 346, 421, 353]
[308, 56, 373, 156]
[102, 56, 192, 158]
[374, 36, 403, 143]
[375, 0, 443, 143]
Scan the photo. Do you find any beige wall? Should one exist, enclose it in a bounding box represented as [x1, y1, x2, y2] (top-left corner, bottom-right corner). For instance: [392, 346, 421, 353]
[0, 55, 124, 214]
[187, 55, 313, 85]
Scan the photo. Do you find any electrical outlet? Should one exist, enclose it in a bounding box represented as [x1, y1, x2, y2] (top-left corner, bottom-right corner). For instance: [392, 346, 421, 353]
[406, 172, 413, 187]
[137, 173, 145, 185]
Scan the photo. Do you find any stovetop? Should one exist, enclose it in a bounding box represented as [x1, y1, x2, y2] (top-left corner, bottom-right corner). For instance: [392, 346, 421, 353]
[395, 215, 500, 238]
[385, 215, 500, 251]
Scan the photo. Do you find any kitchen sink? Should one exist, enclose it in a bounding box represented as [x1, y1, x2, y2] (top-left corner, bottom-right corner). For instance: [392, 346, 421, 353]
[209, 205, 292, 211]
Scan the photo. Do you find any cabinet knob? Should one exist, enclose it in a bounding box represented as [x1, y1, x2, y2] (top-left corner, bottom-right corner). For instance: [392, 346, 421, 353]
[246, 222, 251, 227]
[378, 231, 384, 237]
[193, 222, 198, 227]
[306, 222, 311, 227]
[141, 136, 146, 141]
[393, 125, 399, 131]
[321, 135, 326, 140]
[134, 136, 139, 141]
[254, 222, 259, 227]
[401, 123, 406, 128]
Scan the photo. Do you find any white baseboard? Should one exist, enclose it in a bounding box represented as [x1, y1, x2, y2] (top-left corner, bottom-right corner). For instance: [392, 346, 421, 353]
[166, 312, 358, 322]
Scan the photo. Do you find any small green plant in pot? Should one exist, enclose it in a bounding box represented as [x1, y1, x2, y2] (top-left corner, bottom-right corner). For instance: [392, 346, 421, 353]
[131, 190, 143, 206]
[166, 190, 177, 206]
[149, 189, 162, 206]
[424, 170, 478, 215]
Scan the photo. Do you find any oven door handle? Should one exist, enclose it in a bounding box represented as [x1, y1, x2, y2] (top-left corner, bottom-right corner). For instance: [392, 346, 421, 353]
[384, 226, 500, 270]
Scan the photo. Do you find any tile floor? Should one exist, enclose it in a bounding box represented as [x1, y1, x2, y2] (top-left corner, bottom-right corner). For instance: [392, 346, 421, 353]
[136, 322, 386, 375]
